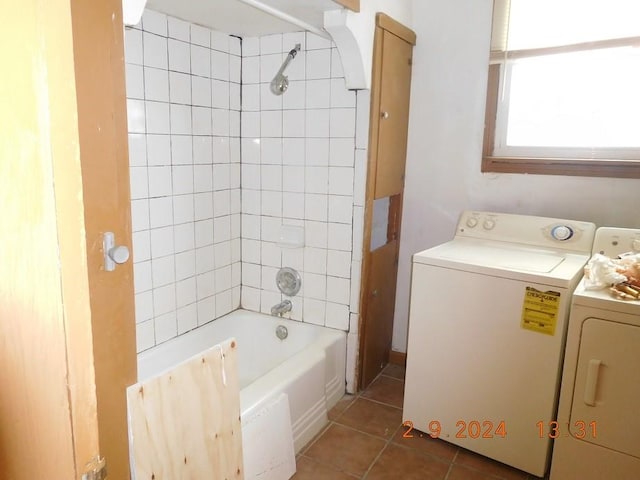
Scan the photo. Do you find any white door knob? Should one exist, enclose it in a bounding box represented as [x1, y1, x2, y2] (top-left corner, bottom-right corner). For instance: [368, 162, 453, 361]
[103, 232, 130, 271]
[109, 245, 130, 264]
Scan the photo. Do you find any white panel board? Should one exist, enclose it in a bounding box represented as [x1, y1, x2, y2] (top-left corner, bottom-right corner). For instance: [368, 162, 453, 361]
[242, 393, 296, 480]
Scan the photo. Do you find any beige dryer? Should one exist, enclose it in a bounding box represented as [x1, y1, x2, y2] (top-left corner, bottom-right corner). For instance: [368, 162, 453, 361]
[550, 227, 640, 479]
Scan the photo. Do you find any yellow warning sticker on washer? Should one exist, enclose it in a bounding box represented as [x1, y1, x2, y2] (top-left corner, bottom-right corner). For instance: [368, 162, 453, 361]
[521, 287, 560, 335]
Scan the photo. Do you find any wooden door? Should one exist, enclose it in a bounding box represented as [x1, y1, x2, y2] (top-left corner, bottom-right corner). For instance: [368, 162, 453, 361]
[0, 0, 135, 477]
[0, 3, 100, 477]
[359, 15, 415, 388]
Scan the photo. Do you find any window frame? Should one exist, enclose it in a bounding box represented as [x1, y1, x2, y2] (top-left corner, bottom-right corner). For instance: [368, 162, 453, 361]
[482, 20, 640, 178]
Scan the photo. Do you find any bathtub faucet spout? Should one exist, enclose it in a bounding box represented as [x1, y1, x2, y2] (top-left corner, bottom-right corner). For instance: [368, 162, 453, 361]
[271, 299, 292, 316]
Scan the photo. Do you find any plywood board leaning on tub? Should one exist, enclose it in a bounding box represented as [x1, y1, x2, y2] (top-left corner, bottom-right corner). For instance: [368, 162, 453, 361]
[127, 338, 243, 479]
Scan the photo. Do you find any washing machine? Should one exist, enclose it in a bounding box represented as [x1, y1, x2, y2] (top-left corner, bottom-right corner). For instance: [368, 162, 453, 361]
[403, 211, 596, 477]
[550, 227, 640, 479]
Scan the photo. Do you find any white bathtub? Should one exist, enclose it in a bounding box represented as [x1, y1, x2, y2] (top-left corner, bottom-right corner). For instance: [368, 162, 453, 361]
[137, 309, 347, 455]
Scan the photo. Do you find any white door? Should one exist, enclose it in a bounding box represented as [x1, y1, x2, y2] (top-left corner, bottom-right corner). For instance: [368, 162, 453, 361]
[569, 318, 640, 458]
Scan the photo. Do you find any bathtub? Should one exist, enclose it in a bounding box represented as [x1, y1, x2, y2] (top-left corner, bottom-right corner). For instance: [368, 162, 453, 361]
[136, 309, 347, 456]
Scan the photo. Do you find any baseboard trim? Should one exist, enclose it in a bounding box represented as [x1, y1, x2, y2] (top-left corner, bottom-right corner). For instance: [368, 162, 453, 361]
[389, 350, 406, 366]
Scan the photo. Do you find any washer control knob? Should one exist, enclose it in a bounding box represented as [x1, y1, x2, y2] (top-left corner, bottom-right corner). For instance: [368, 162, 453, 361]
[551, 225, 574, 241]
[483, 219, 496, 230]
[466, 217, 478, 228]
[632, 239, 640, 252]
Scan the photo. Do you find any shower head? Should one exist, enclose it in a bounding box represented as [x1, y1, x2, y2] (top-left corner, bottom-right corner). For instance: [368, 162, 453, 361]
[270, 73, 289, 95]
[270, 43, 301, 96]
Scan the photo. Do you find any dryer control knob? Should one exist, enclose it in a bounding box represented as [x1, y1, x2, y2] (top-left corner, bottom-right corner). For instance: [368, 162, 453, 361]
[551, 225, 574, 241]
[483, 219, 496, 230]
[466, 217, 478, 228]
[632, 239, 640, 252]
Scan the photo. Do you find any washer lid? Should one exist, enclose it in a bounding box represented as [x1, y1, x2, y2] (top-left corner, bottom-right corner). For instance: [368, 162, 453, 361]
[434, 243, 564, 273]
[413, 238, 589, 286]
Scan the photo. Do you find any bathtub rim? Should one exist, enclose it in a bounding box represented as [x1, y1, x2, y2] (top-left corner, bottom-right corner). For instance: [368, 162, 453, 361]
[136, 308, 346, 385]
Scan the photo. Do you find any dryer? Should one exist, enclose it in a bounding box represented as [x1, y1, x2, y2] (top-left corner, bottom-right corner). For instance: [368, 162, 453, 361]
[550, 227, 640, 479]
[403, 211, 596, 477]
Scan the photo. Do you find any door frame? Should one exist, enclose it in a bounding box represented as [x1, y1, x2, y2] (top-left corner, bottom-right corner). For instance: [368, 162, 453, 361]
[69, 0, 138, 477]
[357, 13, 416, 390]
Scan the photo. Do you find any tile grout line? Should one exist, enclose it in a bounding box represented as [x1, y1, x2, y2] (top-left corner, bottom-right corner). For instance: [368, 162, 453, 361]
[442, 449, 460, 480]
[297, 420, 333, 457]
[351, 369, 533, 480]
[295, 366, 405, 478]
[359, 367, 464, 480]
[360, 423, 403, 479]
[355, 369, 405, 479]
[355, 395, 403, 410]
[299, 389, 365, 477]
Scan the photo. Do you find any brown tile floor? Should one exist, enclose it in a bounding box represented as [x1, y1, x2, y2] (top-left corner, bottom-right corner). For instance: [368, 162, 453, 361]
[293, 364, 549, 480]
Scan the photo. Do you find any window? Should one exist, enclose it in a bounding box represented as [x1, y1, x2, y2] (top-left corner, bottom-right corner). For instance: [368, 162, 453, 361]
[482, 0, 640, 178]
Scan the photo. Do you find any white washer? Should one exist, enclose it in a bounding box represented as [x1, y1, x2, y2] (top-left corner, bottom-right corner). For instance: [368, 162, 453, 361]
[403, 211, 596, 477]
[550, 227, 640, 479]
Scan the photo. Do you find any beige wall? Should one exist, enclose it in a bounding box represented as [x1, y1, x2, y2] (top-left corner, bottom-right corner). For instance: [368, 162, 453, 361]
[339, 0, 413, 88]
[394, 0, 640, 352]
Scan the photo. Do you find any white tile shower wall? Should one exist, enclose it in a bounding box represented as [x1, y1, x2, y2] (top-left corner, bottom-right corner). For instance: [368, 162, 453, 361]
[240, 32, 367, 336]
[125, 10, 242, 353]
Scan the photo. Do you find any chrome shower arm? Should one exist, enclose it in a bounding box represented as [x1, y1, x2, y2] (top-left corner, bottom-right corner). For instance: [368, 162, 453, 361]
[275, 44, 301, 77]
[276, 43, 300, 76]
[270, 43, 301, 95]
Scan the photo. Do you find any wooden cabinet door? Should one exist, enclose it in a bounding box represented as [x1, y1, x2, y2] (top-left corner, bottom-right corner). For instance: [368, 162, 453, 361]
[374, 30, 414, 200]
[359, 15, 415, 389]
[361, 240, 400, 385]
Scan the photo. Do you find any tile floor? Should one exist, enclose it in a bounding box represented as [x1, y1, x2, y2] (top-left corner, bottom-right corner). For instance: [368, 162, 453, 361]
[293, 364, 549, 480]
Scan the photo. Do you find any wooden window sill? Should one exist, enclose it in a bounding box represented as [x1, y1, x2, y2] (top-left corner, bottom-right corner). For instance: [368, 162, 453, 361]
[482, 155, 640, 179]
